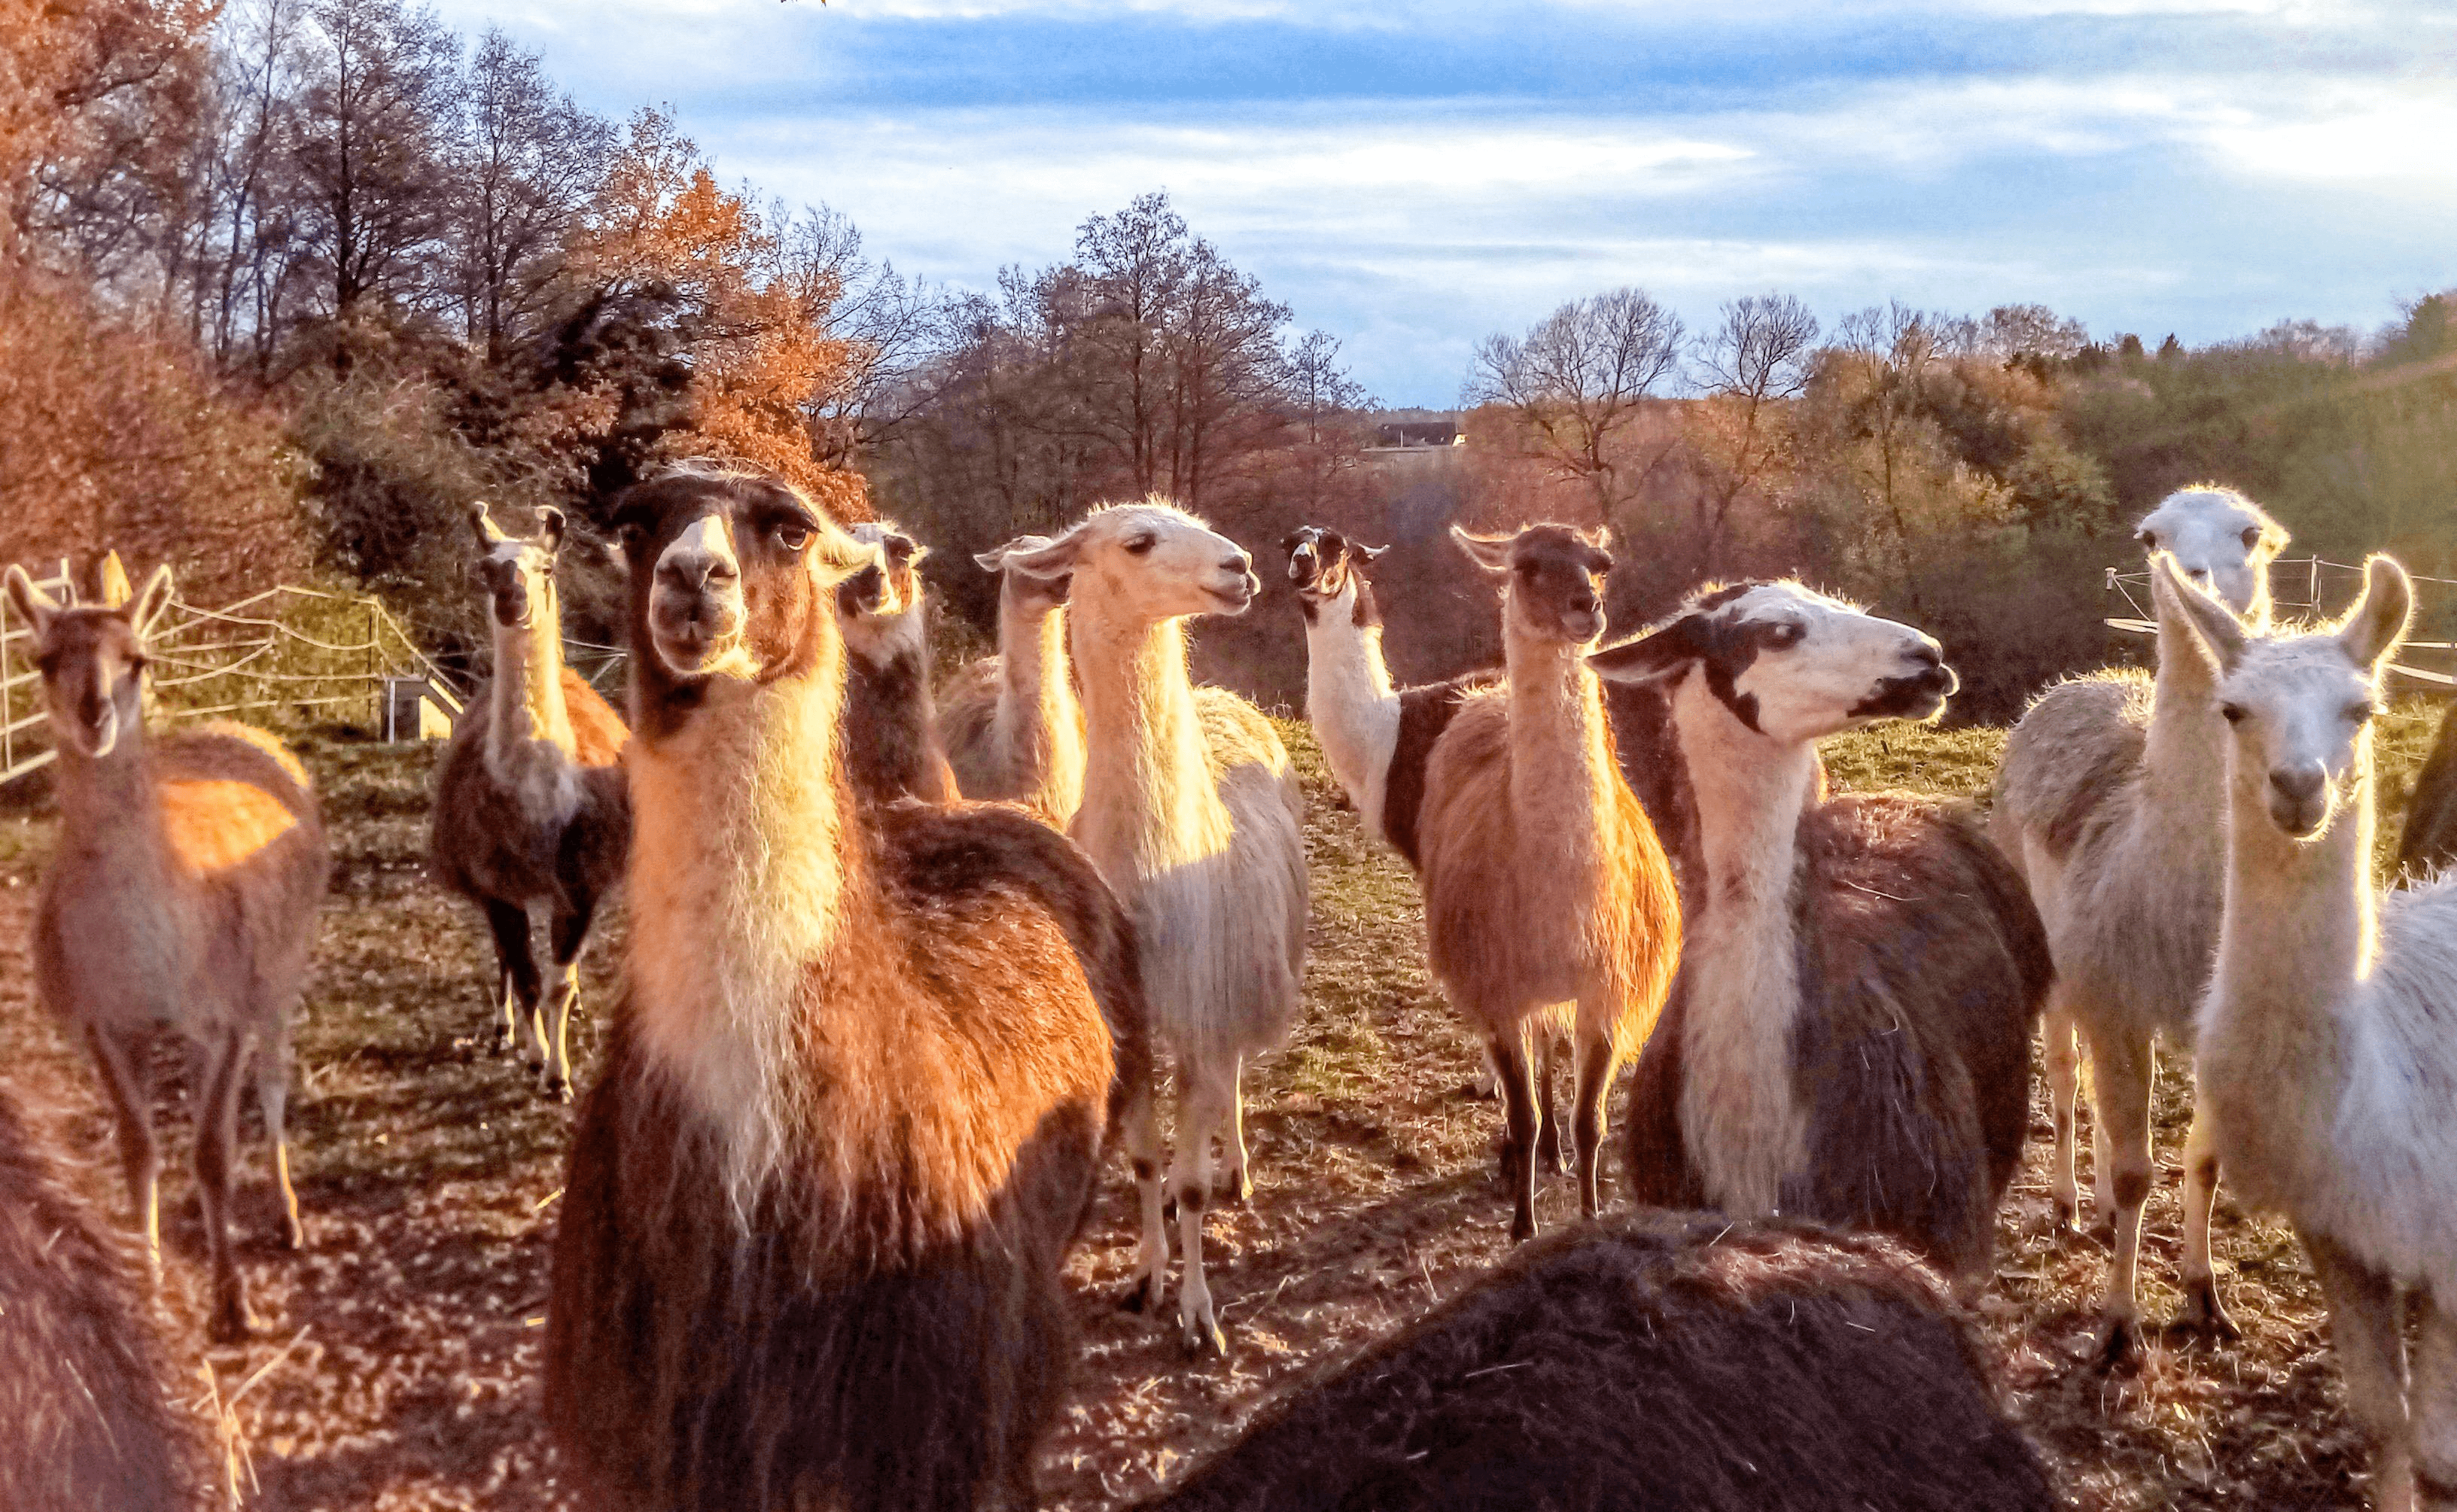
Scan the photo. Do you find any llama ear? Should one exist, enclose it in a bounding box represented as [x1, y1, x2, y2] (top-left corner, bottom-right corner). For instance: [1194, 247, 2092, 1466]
[4, 564, 58, 639]
[126, 564, 174, 633]
[882, 531, 924, 569]
[2338, 555, 2413, 671]
[1451, 525, 1516, 575]
[2152, 552, 2246, 676]
[535, 507, 566, 557]
[1004, 530, 1082, 579]
[470, 500, 508, 546]
[1358, 543, 1390, 563]
[977, 534, 1054, 574]
[1582, 525, 1613, 552]
[1588, 616, 1703, 686]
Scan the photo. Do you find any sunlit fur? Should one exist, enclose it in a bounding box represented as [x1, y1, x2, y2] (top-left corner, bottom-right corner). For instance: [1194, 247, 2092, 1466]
[429, 501, 629, 1100]
[547, 464, 1149, 1511]
[1597, 580, 2045, 1288]
[839, 519, 958, 806]
[1419, 524, 1682, 1244]
[941, 535, 1088, 826]
[2163, 553, 2457, 1512]
[1988, 485, 2288, 1353]
[5, 562, 328, 1345]
[1006, 497, 1308, 1356]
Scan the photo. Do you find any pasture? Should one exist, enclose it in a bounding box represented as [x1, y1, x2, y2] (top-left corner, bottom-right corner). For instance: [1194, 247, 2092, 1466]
[0, 702, 2443, 1510]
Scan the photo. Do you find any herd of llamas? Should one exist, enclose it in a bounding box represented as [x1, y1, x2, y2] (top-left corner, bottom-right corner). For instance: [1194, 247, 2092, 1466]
[4, 462, 2457, 1510]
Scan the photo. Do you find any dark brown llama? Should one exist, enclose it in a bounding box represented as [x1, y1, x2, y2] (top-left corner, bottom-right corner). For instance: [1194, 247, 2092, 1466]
[2396, 699, 2457, 884]
[1139, 1209, 2053, 1512]
[429, 503, 630, 1100]
[840, 519, 959, 805]
[0, 1081, 206, 1512]
[6, 563, 328, 1343]
[546, 463, 1155, 1511]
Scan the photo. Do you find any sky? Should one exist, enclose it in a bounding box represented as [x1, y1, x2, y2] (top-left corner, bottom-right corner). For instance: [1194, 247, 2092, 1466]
[430, 0, 2457, 406]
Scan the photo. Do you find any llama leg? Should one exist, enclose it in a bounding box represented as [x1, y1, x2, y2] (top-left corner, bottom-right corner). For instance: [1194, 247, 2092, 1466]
[2091, 1031, 2156, 1367]
[2411, 1291, 2457, 1511]
[483, 898, 544, 1074]
[2307, 1231, 2414, 1511]
[86, 1027, 161, 1288]
[541, 897, 598, 1104]
[2044, 1004, 2084, 1232]
[2177, 1091, 2236, 1337]
[1117, 1059, 1171, 1318]
[195, 1027, 258, 1343]
[1216, 1051, 1252, 1206]
[1174, 1057, 1234, 1356]
[1570, 1015, 1618, 1221]
[1536, 1030, 1566, 1176]
[255, 1020, 305, 1249]
[1490, 1025, 1542, 1244]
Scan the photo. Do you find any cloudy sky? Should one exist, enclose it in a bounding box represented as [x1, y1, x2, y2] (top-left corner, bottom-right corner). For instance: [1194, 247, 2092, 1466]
[431, 0, 2456, 405]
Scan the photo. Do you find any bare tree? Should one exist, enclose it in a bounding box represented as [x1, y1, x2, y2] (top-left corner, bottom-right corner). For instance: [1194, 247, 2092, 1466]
[1070, 189, 1190, 496]
[448, 27, 607, 362]
[1466, 286, 1686, 526]
[780, 203, 946, 467]
[1685, 291, 1819, 574]
[1286, 327, 1371, 446]
[290, 0, 459, 325]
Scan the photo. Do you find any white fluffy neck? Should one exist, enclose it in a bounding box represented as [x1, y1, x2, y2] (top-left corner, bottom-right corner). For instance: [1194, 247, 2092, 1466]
[999, 598, 1085, 820]
[1668, 672, 1818, 1215]
[1500, 603, 1612, 869]
[1302, 580, 1400, 840]
[486, 587, 575, 777]
[1067, 596, 1230, 895]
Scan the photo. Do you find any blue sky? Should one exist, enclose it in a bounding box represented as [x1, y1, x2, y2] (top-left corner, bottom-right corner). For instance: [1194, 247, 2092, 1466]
[435, 0, 2457, 405]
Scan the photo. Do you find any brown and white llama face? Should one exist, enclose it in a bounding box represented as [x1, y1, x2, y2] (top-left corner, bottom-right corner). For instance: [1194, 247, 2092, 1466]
[2157, 551, 2410, 840]
[974, 535, 1073, 615]
[1452, 524, 1611, 645]
[467, 503, 564, 631]
[2136, 486, 2286, 619]
[1005, 502, 1259, 624]
[1282, 526, 1387, 624]
[1590, 581, 1956, 745]
[610, 470, 870, 720]
[839, 522, 925, 625]
[5, 563, 173, 760]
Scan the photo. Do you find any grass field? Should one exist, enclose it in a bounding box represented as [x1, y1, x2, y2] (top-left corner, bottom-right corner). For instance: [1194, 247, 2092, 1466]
[0, 697, 2445, 1509]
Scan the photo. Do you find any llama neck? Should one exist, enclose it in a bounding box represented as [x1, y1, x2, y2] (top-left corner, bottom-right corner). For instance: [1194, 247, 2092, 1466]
[625, 632, 860, 1209]
[2142, 610, 2229, 814]
[50, 721, 172, 877]
[1301, 580, 1400, 838]
[1668, 672, 1818, 1216]
[999, 598, 1084, 814]
[486, 590, 576, 774]
[1501, 608, 1612, 870]
[1068, 598, 1231, 891]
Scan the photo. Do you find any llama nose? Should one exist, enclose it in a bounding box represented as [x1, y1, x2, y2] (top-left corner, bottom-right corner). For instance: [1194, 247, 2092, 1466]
[662, 553, 736, 592]
[2271, 764, 2326, 807]
[1569, 592, 1597, 616]
[1223, 551, 1252, 576]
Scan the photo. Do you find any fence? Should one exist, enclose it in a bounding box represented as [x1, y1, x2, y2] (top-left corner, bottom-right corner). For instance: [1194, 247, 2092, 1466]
[2104, 555, 2457, 689]
[1, 559, 473, 789]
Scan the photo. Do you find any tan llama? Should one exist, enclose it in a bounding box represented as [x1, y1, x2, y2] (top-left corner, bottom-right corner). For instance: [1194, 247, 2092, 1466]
[940, 534, 1087, 826]
[8, 562, 328, 1343]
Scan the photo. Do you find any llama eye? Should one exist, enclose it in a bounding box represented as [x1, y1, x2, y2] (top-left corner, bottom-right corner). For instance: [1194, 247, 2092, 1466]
[2241, 527, 2261, 550]
[617, 522, 647, 552]
[2137, 530, 2157, 549]
[774, 522, 811, 551]
[1767, 622, 1804, 648]
[1125, 536, 1156, 556]
[2220, 703, 2245, 724]
[2347, 701, 2381, 725]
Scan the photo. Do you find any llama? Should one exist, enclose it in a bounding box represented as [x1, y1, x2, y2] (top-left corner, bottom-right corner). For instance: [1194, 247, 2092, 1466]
[2157, 551, 2457, 1512]
[2395, 706, 2457, 884]
[1002, 500, 1308, 1356]
[1417, 524, 1682, 1243]
[1990, 483, 2288, 1355]
[1593, 581, 2047, 1288]
[7, 563, 327, 1343]
[546, 464, 1154, 1512]
[0, 1081, 206, 1512]
[839, 519, 958, 806]
[430, 501, 631, 1100]
[1140, 1209, 2053, 1512]
[940, 534, 1087, 826]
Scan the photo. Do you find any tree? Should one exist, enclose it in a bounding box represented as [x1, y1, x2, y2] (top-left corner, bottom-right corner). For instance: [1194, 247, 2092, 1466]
[288, 0, 458, 325]
[1465, 287, 1685, 528]
[1684, 292, 1818, 575]
[447, 27, 608, 363]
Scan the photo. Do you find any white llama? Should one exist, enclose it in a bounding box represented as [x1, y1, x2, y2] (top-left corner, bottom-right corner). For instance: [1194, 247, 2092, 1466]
[940, 535, 1087, 826]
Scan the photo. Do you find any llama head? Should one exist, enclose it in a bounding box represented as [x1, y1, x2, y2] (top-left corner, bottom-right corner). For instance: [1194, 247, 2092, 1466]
[1282, 526, 1388, 626]
[1004, 499, 1257, 625]
[1451, 523, 1610, 646]
[1589, 581, 1954, 745]
[467, 501, 565, 631]
[973, 534, 1073, 614]
[609, 463, 871, 704]
[2157, 551, 2410, 840]
[5, 561, 173, 759]
[2135, 485, 2287, 622]
[837, 521, 927, 666]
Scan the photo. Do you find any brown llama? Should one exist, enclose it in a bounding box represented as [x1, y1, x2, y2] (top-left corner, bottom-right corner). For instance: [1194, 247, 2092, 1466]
[1417, 524, 1682, 1243]
[2395, 701, 2457, 884]
[429, 502, 630, 1100]
[1139, 1209, 2053, 1512]
[1594, 582, 2048, 1289]
[0, 1080, 207, 1512]
[7, 563, 328, 1343]
[940, 534, 1087, 826]
[546, 463, 1155, 1512]
[839, 519, 959, 805]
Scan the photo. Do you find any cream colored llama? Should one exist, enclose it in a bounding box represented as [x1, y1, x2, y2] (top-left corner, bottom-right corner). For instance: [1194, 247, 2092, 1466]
[838, 519, 958, 805]
[1005, 500, 1308, 1356]
[940, 535, 1086, 825]
[1417, 524, 1682, 1243]
[2159, 551, 2457, 1512]
[1991, 483, 2288, 1358]
[8, 564, 328, 1343]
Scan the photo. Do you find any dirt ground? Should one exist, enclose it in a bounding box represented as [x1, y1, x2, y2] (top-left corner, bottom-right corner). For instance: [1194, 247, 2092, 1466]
[0, 705, 2442, 1510]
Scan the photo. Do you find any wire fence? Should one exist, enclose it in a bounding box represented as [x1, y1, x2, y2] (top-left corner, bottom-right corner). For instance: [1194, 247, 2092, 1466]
[2103, 555, 2457, 690]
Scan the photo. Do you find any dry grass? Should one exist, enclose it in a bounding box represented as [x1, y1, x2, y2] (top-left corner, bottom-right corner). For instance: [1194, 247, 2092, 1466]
[0, 698, 2446, 1508]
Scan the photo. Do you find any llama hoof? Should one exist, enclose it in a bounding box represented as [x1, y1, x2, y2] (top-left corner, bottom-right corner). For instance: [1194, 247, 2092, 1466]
[2051, 1197, 2079, 1236]
[1180, 1313, 1228, 1358]
[2086, 1218, 2116, 1249]
[279, 1215, 306, 1251]
[1456, 1079, 1498, 1102]
[2177, 1280, 2241, 1340]
[1215, 1169, 1251, 1206]
[489, 1024, 514, 1056]
[2093, 1316, 2143, 1373]
[1509, 1212, 1538, 1245]
[541, 1074, 573, 1105]
[1120, 1276, 1155, 1314]
[208, 1294, 259, 1345]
